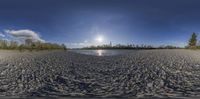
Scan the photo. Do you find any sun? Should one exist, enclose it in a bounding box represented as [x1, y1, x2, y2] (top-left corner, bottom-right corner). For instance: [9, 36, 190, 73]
[95, 35, 104, 43]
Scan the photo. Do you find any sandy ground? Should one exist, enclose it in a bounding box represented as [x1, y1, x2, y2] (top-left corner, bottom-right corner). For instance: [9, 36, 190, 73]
[0, 49, 200, 98]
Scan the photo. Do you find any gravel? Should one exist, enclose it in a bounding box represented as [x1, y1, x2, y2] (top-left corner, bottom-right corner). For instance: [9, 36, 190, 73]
[0, 49, 200, 98]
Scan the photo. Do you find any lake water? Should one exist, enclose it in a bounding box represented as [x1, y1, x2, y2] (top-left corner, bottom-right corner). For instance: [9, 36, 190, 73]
[70, 49, 133, 56]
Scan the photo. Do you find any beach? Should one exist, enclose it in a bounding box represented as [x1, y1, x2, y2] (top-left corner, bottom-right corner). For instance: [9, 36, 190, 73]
[0, 49, 200, 98]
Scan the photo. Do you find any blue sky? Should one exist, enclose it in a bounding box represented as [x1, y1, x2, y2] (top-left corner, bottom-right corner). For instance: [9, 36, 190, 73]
[0, 0, 200, 48]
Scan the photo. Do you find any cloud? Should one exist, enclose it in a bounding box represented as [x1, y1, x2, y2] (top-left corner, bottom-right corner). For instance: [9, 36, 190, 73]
[0, 32, 5, 37]
[66, 40, 94, 48]
[5, 29, 45, 42]
[67, 42, 86, 46]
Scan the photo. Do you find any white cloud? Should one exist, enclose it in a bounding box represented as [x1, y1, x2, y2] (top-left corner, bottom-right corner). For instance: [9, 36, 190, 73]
[67, 42, 86, 46]
[0, 32, 5, 37]
[5, 29, 45, 42]
[66, 40, 95, 48]
[84, 40, 88, 43]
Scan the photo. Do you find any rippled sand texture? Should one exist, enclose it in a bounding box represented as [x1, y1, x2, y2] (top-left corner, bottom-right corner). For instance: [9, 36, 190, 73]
[0, 50, 200, 98]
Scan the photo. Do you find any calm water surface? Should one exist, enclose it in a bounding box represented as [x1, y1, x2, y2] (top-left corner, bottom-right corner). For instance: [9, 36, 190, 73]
[70, 50, 133, 56]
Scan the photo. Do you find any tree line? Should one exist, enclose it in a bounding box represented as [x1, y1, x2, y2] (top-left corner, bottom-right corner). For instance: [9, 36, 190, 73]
[0, 38, 67, 51]
[82, 44, 180, 50]
[0, 32, 197, 50]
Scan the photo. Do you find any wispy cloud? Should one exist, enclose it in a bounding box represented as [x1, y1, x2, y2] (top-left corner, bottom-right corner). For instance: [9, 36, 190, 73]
[4, 29, 45, 42]
[0, 32, 5, 37]
[66, 40, 94, 48]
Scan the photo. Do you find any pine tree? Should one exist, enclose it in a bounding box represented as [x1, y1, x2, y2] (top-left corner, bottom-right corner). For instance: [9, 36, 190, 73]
[189, 32, 197, 47]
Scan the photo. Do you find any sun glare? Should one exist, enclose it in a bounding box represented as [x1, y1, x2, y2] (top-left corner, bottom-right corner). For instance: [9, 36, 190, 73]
[95, 35, 104, 43]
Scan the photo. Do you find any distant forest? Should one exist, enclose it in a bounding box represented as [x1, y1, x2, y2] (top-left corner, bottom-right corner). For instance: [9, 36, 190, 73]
[0, 38, 67, 51]
[82, 44, 180, 50]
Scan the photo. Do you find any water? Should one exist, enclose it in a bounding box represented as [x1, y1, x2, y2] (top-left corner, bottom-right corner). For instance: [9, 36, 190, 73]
[70, 49, 133, 56]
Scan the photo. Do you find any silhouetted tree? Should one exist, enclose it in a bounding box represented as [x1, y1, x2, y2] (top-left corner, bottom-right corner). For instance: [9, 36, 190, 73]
[61, 44, 67, 50]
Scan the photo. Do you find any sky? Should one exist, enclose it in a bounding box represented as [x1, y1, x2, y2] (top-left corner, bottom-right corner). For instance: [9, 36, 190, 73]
[0, 0, 200, 48]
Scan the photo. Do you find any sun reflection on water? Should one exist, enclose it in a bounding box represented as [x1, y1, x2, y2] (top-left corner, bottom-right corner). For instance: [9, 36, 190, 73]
[97, 50, 103, 56]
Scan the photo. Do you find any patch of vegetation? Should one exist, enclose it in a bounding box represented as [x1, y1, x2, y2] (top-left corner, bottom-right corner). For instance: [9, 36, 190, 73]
[186, 32, 199, 49]
[0, 39, 67, 51]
